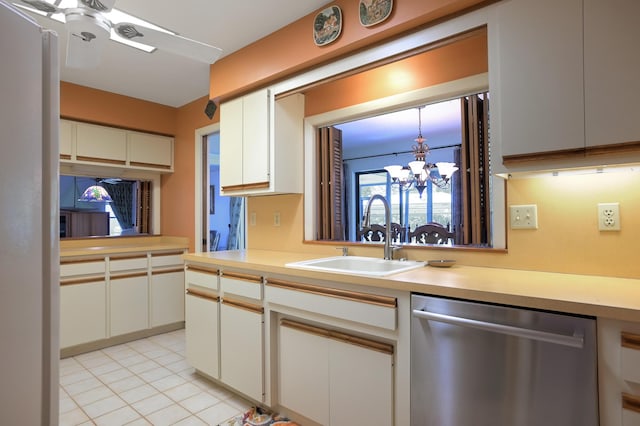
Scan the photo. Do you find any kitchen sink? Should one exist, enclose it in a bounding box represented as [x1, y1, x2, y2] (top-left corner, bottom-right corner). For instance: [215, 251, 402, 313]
[285, 256, 425, 277]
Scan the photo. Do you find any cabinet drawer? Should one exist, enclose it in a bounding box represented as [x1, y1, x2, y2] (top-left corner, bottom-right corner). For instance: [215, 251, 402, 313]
[60, 258, 105, 277]
[185, 265, 219, 291]
[265, 279, 397, 330]
[621, 332, 640, 384]
[151, 252, 184, 268]
[221, 272, 262, 300]
[110, 255, 148, 272]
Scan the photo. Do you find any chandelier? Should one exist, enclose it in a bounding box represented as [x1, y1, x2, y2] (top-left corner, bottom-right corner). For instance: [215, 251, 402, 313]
[384, 106, 458, 197]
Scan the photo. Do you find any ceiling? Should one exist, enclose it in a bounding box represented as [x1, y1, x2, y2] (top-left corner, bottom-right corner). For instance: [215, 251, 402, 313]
[18, 0, 330, 107]
[17, 0, 464, 150]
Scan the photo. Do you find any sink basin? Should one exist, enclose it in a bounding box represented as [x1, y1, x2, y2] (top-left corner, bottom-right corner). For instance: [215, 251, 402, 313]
[285, 256, 425, 277]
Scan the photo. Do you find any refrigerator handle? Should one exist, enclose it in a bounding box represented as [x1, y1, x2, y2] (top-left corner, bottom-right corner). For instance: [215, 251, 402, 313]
[412, 309, 584, 349]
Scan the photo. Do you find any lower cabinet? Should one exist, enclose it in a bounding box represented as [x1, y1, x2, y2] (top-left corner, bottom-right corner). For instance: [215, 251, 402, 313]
[60, 280, 107, 348]
[110, 273, 149, 336]
[278, 319, 394, 426]
[598, 318, 640, 425]
[220, 298, 264, 402]
[150, 269, 185, 327]
[185, 289, 220, 380]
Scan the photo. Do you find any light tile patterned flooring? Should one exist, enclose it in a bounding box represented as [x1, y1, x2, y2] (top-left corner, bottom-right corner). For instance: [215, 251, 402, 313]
[59, 329, 252, 425]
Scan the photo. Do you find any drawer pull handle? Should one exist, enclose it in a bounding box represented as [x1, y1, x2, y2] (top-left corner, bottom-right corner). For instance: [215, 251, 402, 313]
[222, 271, 262, 283]
[623, 393, 640, 414]
[186, 265, 219, 275]
[222, 297, 263, 315]
[186, 288, 219, 302]
[622, 332, 640, 351]
[266, 278, 396, 308]
[152, 267, 184, 276]
[281, 319, 394, 355]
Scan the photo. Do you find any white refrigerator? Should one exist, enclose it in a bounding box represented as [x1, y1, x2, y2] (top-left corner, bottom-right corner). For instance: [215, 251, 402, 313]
[0, 1, 59, 425]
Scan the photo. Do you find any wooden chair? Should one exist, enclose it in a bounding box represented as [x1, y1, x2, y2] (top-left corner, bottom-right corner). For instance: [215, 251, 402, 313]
[358, 223, 405, 243]
[408, 223, 454, 245]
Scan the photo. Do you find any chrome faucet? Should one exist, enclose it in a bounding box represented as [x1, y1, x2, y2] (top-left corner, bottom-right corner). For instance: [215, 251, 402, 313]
[362, 194, 393, 260]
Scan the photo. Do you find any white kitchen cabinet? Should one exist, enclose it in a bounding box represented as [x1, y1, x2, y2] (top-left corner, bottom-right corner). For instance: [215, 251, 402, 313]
[278, 320, 393, 426]
[76, 121, 127, 165]
[149, 251, 185, 327]
[59, 119, 73, 160]
[59, 119, 174, 173]
[220, 299, 264, 402]
[219, 89, 304, 196]
[597, 318, 640, 425]
[109, 273, 149, 336]
[584, 0, 640, 149]
[128, 131, 174, 171]
[185, 289, 220, 380]
[495, 0, 584, 159]
[150, 269, 184, 327]
[279, 323, 330, 425]
[60, 280, 107, 348]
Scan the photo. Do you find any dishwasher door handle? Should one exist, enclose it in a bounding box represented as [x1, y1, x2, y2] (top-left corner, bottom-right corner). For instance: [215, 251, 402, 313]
[412, 309, 584, 348]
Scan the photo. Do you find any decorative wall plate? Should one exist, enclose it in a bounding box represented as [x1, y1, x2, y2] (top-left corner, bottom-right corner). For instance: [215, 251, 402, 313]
[359, 0, 393, 27]
[313, 6, 342, 46]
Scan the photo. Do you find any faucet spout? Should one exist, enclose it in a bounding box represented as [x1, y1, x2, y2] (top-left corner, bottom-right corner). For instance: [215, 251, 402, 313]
[362, 194, 393, 260]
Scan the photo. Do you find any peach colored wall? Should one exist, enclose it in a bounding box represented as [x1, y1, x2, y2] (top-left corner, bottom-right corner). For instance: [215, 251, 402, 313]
[60, 82, 176, 135]
[209, 0, 492, 100]
[164, 96, 218, 252]
[304, 28, 487, 116]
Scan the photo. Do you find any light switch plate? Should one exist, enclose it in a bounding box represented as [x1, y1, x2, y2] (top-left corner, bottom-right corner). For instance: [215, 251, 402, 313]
[509, 204, 538, 229]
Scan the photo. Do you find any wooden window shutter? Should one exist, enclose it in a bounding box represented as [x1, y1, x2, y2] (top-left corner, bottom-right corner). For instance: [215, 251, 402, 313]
[316, 126, 345, 240]
[460, 93, 490, 245]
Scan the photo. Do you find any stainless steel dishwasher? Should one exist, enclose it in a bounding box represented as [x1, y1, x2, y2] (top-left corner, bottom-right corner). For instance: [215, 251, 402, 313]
[411, 294, 598, 426]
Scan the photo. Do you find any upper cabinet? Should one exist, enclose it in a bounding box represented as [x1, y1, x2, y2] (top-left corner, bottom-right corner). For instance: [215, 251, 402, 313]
[495, 0, 640, 169]
[494, 0, 584, 160]
[219, 89, 304, 196]
[128, 131, 173, 171]
[583, 0, 640, 148]
[60, 119, 174, 173]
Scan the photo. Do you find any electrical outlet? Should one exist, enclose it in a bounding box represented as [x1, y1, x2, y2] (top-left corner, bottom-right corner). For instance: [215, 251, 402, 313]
[509, 204, 538, 229]
[598, 203, 620, 231]
[273, 212, 281, 227]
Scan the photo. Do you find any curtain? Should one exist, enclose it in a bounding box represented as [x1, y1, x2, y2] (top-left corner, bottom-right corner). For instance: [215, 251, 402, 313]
[227, 197, 244, 250]
[316, 126, 345, 240]
[102, 181, 134, 230]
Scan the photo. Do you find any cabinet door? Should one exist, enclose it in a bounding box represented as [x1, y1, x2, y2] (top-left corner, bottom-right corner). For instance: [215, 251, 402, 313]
[185, 292, 219, 379]
[278, 324, 330, 425]
[496, 0, 584, 158]
[75, 122, 127, 165]
[150, 269, 184, 327]
[242, 89, 270, 187]
[220, 300, 264, 402]
[59, 119, 73, 160]
[128, 132, 174, 170]
[110, 274, 148, 336]
[60, 280, 107, 348]
[584, 0, 640, 148]
[329, 339, 393, 426]
[220, 96, 244, 190]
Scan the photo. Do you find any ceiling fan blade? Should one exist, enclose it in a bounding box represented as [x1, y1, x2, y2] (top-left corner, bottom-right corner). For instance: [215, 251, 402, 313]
[114, 22, 223, 64]
[78, 0, 116, 13]
[17, 0, 61, 14]
[65, 9, 111, 68]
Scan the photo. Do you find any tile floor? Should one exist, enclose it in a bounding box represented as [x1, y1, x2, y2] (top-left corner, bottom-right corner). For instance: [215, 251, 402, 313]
[59, 329, 252, 426]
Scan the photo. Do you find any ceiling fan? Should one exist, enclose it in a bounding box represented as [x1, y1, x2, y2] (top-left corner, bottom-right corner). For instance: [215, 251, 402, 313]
[14, 0, 223, 68]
